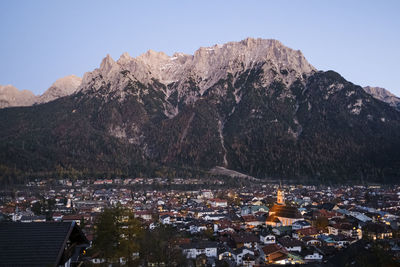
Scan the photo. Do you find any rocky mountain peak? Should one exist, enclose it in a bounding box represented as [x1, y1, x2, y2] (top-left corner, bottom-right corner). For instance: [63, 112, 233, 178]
[51, 75, 82, 90]
[2, 39, 400, 183]
[0, 85, 36, 108]
[0, 75, 82, 108]
[363, 86, 400, 110]
[36, 75, 82, 104]
[117, 52, 133, 65]
[100, 54, 116, 74]
[137, 49, 170, 63]
[79, 38, 316, 97]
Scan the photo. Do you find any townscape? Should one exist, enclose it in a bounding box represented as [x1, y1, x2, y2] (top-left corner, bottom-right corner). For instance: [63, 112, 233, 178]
[1, 176, 399, 266]
[1, 1, 400, 266]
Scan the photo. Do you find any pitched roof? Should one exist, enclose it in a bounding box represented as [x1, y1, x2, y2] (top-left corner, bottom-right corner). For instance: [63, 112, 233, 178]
[262, 244, 283, 255]
[266, 216, 282, 223]
[299, 246, 320, 257]
[242, 215, 258, 222]
[278, 237, 303, 248]
[232, 233, 259, 244]
[293, 220, 311, 226]
[181, 241, 218, 249]
[62, 214, 83, 220]
[302, 236, 321, 242]
[296, 227, 320, 236]
[0, 222, 88, 267]
[269, 204, 302, 219]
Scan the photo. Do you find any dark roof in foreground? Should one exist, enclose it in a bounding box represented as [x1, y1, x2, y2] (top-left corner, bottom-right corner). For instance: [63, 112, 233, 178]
[0, 222, 88, 267]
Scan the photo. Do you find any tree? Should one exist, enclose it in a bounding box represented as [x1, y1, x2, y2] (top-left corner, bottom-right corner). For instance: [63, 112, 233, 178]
[203, 227, 215, 240]
[92, 208, 120, 263]
[118, 211, 142, 265]
[138, 225, 186, 266]
[31, 201, 42, 215]
[92, 207, 143, 265]
[92, 207, 185, 266]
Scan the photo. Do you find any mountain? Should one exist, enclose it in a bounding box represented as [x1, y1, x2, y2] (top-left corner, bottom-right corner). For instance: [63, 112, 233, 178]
[36, 75, 82, 104]
[1, 38, 400, 184]
[0, 85, 36, 108]
[363, 86, 400, 110]
[0, 75, 82, 108]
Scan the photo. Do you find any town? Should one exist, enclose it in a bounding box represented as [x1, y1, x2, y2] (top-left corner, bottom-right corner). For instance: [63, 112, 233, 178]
[1, 177, 399, 266]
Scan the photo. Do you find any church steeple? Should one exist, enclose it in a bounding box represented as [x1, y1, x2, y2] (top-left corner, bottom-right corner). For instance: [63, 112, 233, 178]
[277, 186, 285, 205]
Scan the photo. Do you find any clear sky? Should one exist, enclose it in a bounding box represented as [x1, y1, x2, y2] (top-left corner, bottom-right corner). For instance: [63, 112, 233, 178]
[0, 1, 399, 96]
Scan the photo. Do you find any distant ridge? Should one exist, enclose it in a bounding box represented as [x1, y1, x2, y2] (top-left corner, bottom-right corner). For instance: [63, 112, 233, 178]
[363, 86, 400, 110]
[0, 75, 81, 108]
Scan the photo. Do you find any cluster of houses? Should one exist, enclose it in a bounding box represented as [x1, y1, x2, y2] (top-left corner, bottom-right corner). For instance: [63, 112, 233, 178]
[1, 178, 400, 265]
[25, 177, 213, 187]
[154, 188, 395, 265]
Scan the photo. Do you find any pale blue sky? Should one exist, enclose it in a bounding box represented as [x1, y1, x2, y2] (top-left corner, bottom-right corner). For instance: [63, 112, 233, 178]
[0, 1, 399, 95]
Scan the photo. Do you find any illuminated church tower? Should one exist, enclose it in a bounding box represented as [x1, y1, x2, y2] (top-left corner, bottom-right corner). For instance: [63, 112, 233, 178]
[277, 187, 285, 205]
[266, 185, 302, 227]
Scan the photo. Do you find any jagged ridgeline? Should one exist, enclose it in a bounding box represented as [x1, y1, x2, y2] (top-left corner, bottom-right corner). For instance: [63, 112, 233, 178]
[1, 38, 400, 183]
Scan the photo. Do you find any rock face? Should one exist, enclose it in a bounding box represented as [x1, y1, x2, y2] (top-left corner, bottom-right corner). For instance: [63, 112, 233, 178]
[1, 38, 400, 183]
[0, 85, 36, 108]
[363, 86, 400, 110]
[36, 75, 82, 104]
[81, 38, 315, 96]
[80, 38, 316, 118]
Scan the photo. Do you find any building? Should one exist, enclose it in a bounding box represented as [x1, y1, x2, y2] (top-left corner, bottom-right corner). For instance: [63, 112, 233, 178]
[266, 187, 303, 227]
[261, 244, 288, 264]
[0, 221, 89, 267]
[362, 222, 393, 240]
[134, 210, 153, 221]
[201, 190, 213, 199]
[277, 188, 284, 205]
[62, 214, 84, 226]
[292, 220, 311, 230]
[20, 215, 46, 223]
[278, 237, 303, 252]
[260, 233, 276, 244]
[209, 199, 228, 208]
[181, 241, 218, 259]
